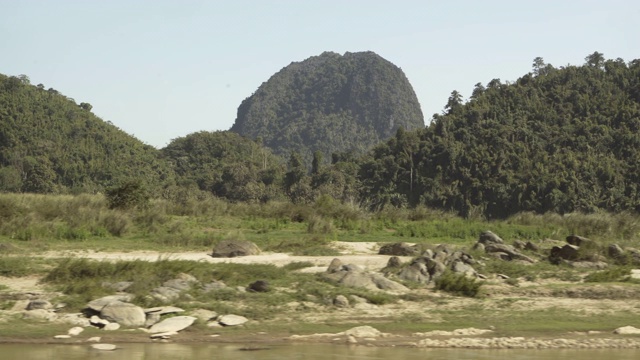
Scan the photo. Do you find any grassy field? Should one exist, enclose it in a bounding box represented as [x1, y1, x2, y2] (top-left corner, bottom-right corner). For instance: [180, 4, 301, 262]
[1, 193, 640, 340]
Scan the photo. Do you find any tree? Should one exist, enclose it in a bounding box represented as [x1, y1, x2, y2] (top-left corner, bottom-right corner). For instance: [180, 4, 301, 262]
[105, 179, 150, 210]
[585, 51, 605, 69]
[444, 90, 463, 114]
[311, 151, 323, 175]
[532, 57, 546, 76]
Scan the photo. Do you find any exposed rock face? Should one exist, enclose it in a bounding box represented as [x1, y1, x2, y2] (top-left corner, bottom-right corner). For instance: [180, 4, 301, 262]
[231, 51, 424, 160]
[211, 240, 261, 258]
[99, 302, 146, 327]
[378, 242, 419, 256]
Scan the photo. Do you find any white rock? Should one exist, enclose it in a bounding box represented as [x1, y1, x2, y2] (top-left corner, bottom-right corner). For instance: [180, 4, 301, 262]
[218, 314, 248, 326]
[344, 326, 382, 338]
[150, 331, 179, 339]
[149, 316, 197, 333]
[68, 327, 84, 336]
[91, 344, 117, 351]
[103, 323, 121, 331]
[87, 295, 133, 312]
[54, 335, 71, 339]
[614, 326, 640, 334]
[90, 315, 110, 326]
[87, 337, 101, 342]
[144, 306, 185, 315]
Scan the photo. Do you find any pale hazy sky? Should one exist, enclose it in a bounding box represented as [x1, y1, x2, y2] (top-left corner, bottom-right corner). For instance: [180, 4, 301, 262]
[2, 0, 638, 148]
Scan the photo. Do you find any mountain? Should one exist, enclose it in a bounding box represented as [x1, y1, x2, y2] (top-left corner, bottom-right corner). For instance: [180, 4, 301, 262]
[230, 51, 424, 163]
[359, 53, 640, 218]
[0, 74, 174, 193]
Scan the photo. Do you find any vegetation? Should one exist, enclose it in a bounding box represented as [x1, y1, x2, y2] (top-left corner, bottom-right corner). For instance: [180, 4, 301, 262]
[231, 51, 425, 162]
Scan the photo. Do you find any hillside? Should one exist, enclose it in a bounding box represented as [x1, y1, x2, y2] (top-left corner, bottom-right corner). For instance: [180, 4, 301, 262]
[230, 51, 424, 162]
[0, 74, 174, 193]
[359, 53, 640, 218]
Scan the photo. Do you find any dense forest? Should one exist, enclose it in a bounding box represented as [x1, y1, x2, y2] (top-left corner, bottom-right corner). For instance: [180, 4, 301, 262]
[0, 74, 174, 194]
[1, 52, 639, 219]
[231, 51, 425, 162]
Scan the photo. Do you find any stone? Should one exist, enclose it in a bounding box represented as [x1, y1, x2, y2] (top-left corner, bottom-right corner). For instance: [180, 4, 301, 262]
[472, 242, 485, 252]
[247, 280, 270, 292]
[100, 301, 146, 327]
[150, 331, 179, 339]
[27, 299, 52, 310]
[87, 337, 101, 342]
[103, 323, 120, 331]
[87, 294, 134, 312]
[148, 316, 197, 333]
[91, 344, 117, 351]
[202, 280, 227, 292]
[145, 313, 161, 327]
[190, 309, 218, 322]
[344, 326, 382, 338]
[218, 314, 248, 326]
[631, 269, 640, 280]
[68, 327, 84, 336]
[386, 256, 402, 268]
[54, 335, 71, 339]
[327, 258, 343, 273]
[150, 287, 182, 303]
[23, 309, 57, 321]
[10, 300, 30, 312]
[144, 306, 185, 315]
[451, 260, 476, 277]
[512, 240, 526, 250]
[608, 244, 625, 258]
[211, 239, 260, 257]
[58, 313, 91, 327]
[397, 262, 429, 283]
[550, 244, 580, 261]
[90, 315, 110, 327]
[613, 326, 640, 335]
[485, 244, 535, 263]
[566, 235, 594, 247]
[162, 279, 193, 291]
[524, 241, 539, 251]
[333, 295, 349, 308]
[378, 242, 418, 256]
[478, 231, 505, 245]
[102, 281, 133, 292]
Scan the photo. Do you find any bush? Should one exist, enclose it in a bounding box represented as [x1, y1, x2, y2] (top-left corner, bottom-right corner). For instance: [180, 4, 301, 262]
[105, 180, 149, 210]
[584, 267, 632, 283]
[434, 271, 483, 297]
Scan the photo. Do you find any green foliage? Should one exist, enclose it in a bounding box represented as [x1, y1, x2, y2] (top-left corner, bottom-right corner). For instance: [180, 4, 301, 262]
[358, 54, 640, 218]
[231, 51, 424, 163]
[434, 271, 483, 297]
[105, 180, 149, 210]
[584, 266, 633, 283]
[0, 73, 175, 194]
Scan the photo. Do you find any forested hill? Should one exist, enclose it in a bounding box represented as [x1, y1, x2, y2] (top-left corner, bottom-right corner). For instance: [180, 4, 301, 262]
[230, 51, 425, 162]
[360, 53, 640, 218]
[0, 74, 174, 193]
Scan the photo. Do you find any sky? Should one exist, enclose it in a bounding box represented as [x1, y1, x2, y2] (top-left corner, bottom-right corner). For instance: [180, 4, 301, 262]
[1, 0, 638, 148]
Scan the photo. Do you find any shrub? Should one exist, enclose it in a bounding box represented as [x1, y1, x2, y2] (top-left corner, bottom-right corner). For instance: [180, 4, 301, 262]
[434, 271, 483, 297]
[105, 180, 149, 210]
[584, 266, 632, 283]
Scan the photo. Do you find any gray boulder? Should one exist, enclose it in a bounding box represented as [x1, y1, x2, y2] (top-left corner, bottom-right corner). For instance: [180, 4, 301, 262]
[211, 240, 260, 257]
[451, 260, 477, 277]
[397, 262, 429, 283]
[218, 314, 248, 326]
[100, 301, 146, 327]
[27, 299, 52, 311]
[478, 231, 505, 245]
[148, 316, 197, 333]
[386, 256, 402, 268]
[550, 244, 580, 261]
[333, 295, 349, 308]
[485, 244, 535, 263]
[327, 258, 343, 273]
[87, 295, 134, 312]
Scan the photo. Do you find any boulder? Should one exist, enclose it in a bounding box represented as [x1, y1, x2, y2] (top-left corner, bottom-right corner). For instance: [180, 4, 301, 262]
[386, 256, 402, 268]
[613, 326, 640, 335]
[343, 325, 382, 338]
[478, 231, 505, 245]
[211, 240, 260, 257]
[451, 260, 477, 277]
[608, 244, 625, 259]
[485, 244, 535, 263]
[87, 294, 134, 312]
[100, 301, 146, 327]
[218, 314, 248, 326]
[26, 300, 52, 311]
[149, 316, 197, 333]
[90, 315, 110, 327]
[333, 295, 349, 308]
[550, 244, 580, 261]
[145, 313, 161, 327]
[512, 240, 526, 250]
[150, 287, 182, 303]
[103, 323, 120, 331]
[327, 258, 343, 273]
[566, 234, 596, 248]
[397, 262, 429, 283]
[90, 344, 117, 351]
[144, 306, 185, 315]
[22, 309, 57, 321]
[102, 281, 133, 292]
[150, 331, 179, 339]
[202, 280, 227, 292]
[68, 327, 84, 336]
[378, 242, 418, 256]
[190, 309, 218, 322]
[524, 241, 539, 252]
[247, 280, 270, 292]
